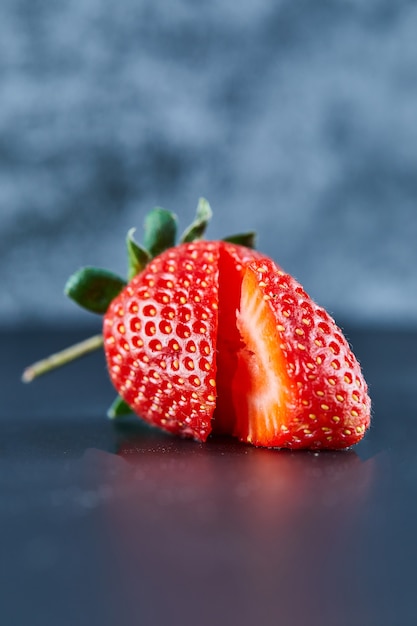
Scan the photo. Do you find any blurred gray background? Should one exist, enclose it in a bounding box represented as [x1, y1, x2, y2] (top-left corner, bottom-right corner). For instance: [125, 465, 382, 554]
[1, 0, 417, 328]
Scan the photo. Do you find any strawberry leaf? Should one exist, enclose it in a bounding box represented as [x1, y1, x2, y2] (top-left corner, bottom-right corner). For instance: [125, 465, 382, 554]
[143, 208, 177, 258]
[126, 228, 151, 280]
[65, 267, 127, 314]
[107, 395, 134, 419]
[180, 197, 213, 243]
[223, 232, 256, 249]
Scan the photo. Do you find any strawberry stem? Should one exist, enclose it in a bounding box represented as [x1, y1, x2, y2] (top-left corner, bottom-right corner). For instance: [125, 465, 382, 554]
[22, 333, 104, 383]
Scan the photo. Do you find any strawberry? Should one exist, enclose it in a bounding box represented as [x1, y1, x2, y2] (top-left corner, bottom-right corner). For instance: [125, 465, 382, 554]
[102, 240, 370, 448]
[22, 200, 371, 449]
[228, 257, 371, 449]
[103, 240, 221, 442]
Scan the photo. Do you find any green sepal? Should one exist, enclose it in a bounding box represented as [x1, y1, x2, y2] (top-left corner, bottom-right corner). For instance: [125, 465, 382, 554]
[65, 267, 127, 314]
[107, 395, 134, 419]
[223, 231, 256, 249]
[126, 228, 151, 280]
[143, 208, 177, 258]
[180, 197, 213, 243]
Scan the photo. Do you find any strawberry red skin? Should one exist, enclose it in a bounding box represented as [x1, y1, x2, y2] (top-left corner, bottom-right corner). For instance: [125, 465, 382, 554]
[103, 241, 223, 441]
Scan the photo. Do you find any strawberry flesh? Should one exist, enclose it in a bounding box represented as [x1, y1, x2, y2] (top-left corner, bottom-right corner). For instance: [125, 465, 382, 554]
[231, 266, 295, 445]
[212, 242, 263, 434]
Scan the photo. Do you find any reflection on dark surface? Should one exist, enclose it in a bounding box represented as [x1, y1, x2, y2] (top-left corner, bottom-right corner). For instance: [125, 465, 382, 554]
[2, 328, 417, 625]
[80, 435, 375, 626]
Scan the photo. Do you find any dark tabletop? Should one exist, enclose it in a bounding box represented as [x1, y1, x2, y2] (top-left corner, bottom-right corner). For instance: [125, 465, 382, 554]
[1, 326, 416, 626]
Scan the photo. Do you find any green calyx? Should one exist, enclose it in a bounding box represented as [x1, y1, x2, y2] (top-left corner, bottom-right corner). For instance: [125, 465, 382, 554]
[223, 232, 256, 249]
[126, 228, 151, 281]
[143, 207, 178, 258]
[65, 268, 127, 314]
[22, 198, 257, 419]
[180, 197, 212, 243]
[64, 197, 255, 316]
[107, 395, 135, 419]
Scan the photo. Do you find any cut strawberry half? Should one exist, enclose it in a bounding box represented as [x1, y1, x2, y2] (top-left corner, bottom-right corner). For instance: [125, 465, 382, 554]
[213, 254, 371, 449]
